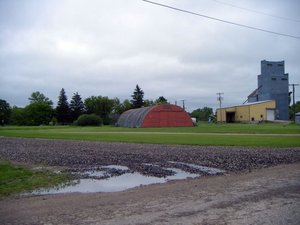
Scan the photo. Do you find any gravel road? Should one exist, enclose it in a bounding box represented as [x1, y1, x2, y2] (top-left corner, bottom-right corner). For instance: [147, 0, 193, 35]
[0, 137, 300, 225]
[0, 137, 299, 175]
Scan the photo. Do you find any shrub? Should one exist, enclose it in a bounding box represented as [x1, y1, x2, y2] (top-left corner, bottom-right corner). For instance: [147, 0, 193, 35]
[75, 114, 103, 126]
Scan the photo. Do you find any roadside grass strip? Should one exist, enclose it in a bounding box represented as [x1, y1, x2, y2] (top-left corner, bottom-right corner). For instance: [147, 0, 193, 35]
[1, 130, 300, 147]
[0, 123, 300, 147]
[0, 161, 69, 197]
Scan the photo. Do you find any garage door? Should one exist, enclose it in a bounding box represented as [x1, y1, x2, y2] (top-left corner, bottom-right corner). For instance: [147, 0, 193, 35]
[266, 109, 275, 121]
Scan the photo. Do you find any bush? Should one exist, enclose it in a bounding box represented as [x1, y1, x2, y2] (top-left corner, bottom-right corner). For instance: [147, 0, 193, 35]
[75, 114, 103, 126]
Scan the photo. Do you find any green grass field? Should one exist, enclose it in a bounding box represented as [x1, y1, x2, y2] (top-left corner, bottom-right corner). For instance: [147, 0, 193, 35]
[0, 123, 300, 147]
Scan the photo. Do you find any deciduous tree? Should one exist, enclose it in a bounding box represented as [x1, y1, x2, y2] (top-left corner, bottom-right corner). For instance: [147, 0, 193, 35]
[25, 101, 53, 125]
[10, 107, 27, 125]
[29, 91, 53, 105]
[155, 96, 168, 105]
[144, 99, 154, 107]
[112, 98, 132, 115]
[84, 96, 115, 125]
[190, 107, 213, 122]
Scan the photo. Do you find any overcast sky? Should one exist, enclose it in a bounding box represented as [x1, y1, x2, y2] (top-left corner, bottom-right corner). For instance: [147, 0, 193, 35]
[1, 0, 299, 112]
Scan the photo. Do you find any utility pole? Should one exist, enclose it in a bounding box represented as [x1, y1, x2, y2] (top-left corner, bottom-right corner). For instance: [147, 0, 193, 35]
[180, 99, 185, 111]
[216, 93, 224, 122]
[289, 84, 299, 122]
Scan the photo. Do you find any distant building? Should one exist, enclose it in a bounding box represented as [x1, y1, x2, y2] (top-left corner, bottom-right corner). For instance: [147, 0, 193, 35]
[216, 100, 276, 123]
[116, 104, 193, 128]
[247, 60, 289, 120]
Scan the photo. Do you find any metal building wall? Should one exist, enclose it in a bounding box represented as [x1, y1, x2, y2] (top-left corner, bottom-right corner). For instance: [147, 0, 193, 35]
[247, 60, 289, 120]
[116, 104, 193, 128]
[258, 60, 289, 120]
[217, 100, 276, 122]
[142, 104, 193, 127]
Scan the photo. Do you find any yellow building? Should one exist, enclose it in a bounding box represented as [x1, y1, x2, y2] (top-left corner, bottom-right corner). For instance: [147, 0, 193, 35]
[216, 100, 276, 123]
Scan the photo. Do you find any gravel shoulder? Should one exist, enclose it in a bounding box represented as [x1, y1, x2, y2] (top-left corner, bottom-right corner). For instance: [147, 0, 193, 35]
[0, 137, 299, 174]
[1, 163, 299, 225]
[0, 137, 300, 224]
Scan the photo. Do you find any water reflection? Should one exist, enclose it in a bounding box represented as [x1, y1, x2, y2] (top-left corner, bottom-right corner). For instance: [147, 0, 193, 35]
[29, 163, 224, 195]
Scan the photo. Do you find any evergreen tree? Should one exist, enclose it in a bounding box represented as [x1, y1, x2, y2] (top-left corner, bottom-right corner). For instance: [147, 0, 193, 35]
[56, 88, 70, 124]
[0, 99, 11, 125]
[70, 92, 85, 122]
[130, 84, 144, 108]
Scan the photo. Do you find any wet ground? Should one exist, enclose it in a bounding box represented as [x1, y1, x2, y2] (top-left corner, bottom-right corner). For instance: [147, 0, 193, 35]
[29, 163, 225, 194]
[1, 137, 300, 224]
[1, 163, 300, 225]
[1, 137, 299, 175]
[0, 137, 300, 195]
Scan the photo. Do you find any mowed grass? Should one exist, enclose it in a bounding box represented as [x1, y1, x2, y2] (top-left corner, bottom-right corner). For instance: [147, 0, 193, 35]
[0, 123, 300, 147]
[0, 161, 68, 197]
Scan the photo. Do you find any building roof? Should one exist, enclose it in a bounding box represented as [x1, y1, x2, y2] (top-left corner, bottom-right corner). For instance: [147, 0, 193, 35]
[116, 104, 193, 128]
[218, 100, 275, 110]
[116, 106, 155, 128]
[242, 100, 275, 106]
[247, 85, 262, 98]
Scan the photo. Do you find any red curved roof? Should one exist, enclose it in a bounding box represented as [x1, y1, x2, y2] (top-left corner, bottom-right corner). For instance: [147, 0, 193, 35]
[116, 104, 193, 128]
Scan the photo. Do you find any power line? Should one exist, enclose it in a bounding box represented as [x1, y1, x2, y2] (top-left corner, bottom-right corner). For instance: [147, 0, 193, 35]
[211, 0, 300, 23]
[142, 0, 300, 40]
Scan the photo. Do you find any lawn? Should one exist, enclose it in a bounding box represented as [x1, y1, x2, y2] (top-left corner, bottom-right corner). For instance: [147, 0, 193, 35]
[0, 123, 300, 147]
[0, 161, 69, 197]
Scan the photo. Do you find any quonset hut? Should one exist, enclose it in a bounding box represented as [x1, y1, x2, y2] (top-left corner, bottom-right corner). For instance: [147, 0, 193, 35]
[116, 104, 193, 128]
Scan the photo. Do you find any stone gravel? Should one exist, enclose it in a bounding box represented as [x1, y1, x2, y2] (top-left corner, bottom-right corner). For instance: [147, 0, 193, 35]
[0, 137, 299, 177]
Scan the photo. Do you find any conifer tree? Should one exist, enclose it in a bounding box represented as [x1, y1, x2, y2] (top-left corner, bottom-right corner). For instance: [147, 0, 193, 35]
[56, 88, 70, 124]
[0, 99, 11, 125]
[130, 84, 144, 108]
[70, 92, 85, 122]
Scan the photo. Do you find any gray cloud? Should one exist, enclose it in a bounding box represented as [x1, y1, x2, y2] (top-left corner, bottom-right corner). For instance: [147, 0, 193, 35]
[0, 0, 299, 111]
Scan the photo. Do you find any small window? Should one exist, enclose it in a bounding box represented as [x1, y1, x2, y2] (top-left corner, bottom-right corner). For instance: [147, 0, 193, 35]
[271, 78, 276, 80]
[240, 116, 243, 119]
[260, 115, 263, 118]
[251, 117, 254, 121]
[267, 63, 273, 66]
[278, 64, 283, 67]
[281, 78, 287, 80]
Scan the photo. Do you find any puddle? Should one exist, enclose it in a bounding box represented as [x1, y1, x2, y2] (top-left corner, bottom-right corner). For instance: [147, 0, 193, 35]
[102, 165, 129, 170]
[168, 161, 225, 175]
[27, 163, 224, 195]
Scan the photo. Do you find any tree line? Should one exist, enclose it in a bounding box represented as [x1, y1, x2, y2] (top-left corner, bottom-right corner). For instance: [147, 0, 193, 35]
[0, 85, 170, 126]
[0, 84, 238, 126]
